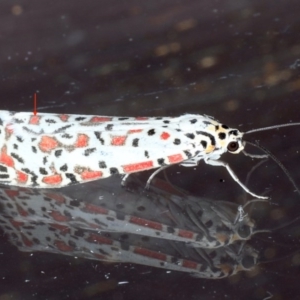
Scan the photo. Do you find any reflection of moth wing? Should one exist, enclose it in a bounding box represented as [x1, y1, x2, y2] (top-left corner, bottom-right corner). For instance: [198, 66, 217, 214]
[0, 174, 256, 249]
[0, 213, 258, 279]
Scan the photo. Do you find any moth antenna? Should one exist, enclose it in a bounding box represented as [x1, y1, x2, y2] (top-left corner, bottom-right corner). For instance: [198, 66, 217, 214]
[245, 140, 300, 196]
[245, 122, 300, 134]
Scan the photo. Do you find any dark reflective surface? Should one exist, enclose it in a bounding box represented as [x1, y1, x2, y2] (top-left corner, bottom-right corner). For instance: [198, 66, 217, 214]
[0, 1, 300, 299]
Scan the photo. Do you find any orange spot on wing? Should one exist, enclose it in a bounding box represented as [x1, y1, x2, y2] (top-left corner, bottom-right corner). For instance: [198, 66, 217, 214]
[90, 116, 112, 122]
[81, 170, 103, 180]
[168, 154, 184, 163]
[75, 134, 89, 147]
[44, 193, 66, 204]
[160, 132, 170, 140]
[111, 135, 127, 146]
[42, 174, 63, 185]
[83, 203, 109, 215]
[178, 230, 194, 239]
[86, 233, 113, 245]
[128, 129, 143, 133]
[59, 114, 69, 121]
[135, 117, 148, 120]
[4, 190, 20, 198]
[21, 233, 33, 247]
[29, 115, 41, 125]
[0, 146, 14, 167]
[16, 171, 28, 184]
[129, 216, 163, 230]
[49, 211, 70, 222]
[122, 161, 153, 173]
[182, 260, 198, 269]
[54, 240, 73, 252]
[134, 247, 167, 261]
[39, 136, 59, 152]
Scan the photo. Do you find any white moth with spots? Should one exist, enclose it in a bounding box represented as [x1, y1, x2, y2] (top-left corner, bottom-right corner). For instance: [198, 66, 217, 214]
[0, 110, 263, 198]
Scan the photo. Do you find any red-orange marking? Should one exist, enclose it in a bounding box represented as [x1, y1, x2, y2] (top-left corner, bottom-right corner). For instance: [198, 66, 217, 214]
[44, 193, 66, 204]
[29, 115, 40, 125]
[93, 253, 107, 260]
[160, 132, 170, 140]
[90, 116, 112, 122]
[75, 134, 89, 148]
[134, 247, 167, 261]
[49, 211, 70, 222]
[182, 259, 198, 269]
[10, 219, 24, 229]
[81, 170, 102, 180]
[111, 135, 127, 146]
[42, 174, 63, 185]
[86, 233, 113, 245]
[135, 117, 148, 120]
[83, 203, 109, 215]
[50, 223, 70, 234]
[178, 229, 194, 239]
[128, 129, 143, 133]
[54, 240, 73, 252]
[122, 161, 154, 173]
[16, 171, 28, 184]
[21, 233, 33, 247]
[59, 114, 69, 122]
[16, 204, 28, 217]
[0, 146, 14, 167]
[38, 136, 58, 152]
[129, 216, 163, 230]
[168, 153, 184, 164]
[4, 190, 19, 199]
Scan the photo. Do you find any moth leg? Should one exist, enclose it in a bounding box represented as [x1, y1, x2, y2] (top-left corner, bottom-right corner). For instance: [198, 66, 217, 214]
[121, 174, 130, 186]
[205, 159, 269, 200]
[145, 166, 169, 189]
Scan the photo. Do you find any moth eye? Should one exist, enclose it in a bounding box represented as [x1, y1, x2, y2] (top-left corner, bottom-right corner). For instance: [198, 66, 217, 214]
[227, 141, 239, 152]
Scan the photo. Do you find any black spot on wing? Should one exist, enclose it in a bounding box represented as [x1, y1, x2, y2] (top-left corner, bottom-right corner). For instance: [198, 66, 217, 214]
[201, 140, 207, 148]
[13, 144, 18, 150]
[185, 133, 195, 139]
[94, 132, 105, 145]
[132, 138, 139, 147]
[157, 158, 165, 165]
[39, 168, 48, 175]
[110, 168, 119, 175]
[196, 131, 216, 146]
[75, 117, 86, 121]
[43, 157, 48, 165]
[148, 129, 155, 136]
[66, 173, 78, 184]
[184, 150, 192, 158]
[11, 153, 24, 164]
[16, 136, 23, 142]
[174, 138, 181, 145]
[55, 150, 62, 157]
[0, 174, 9, 179]
[54, 125, 73, 134]
[84, 148, 96, 156]
[99, 161, 107, 168]
[163, 120, 170, 124]
[118, 117, 129, 120]
[105, 124, 114, 131]
[45, 119, 57, 124]
[60, 164, 68, 172]
[222, 124, 229, 129]
[0, 165, 8, 172]
[144, 151, 149, 158]
[190, 119, 197, 124]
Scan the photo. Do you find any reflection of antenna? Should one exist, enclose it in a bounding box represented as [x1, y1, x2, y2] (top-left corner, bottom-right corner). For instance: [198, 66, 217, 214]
[33, 93, 37, 116]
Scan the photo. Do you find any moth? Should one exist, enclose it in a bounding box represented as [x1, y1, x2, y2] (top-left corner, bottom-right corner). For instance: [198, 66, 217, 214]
[0, 110, 298, 199]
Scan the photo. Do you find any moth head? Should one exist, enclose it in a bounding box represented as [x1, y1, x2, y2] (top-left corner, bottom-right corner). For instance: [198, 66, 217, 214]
[220, 125, 244, 154]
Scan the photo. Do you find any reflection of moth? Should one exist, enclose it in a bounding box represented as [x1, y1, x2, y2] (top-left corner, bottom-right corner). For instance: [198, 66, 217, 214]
[0, 175, 264, 279]
[0, 110, 265, 199]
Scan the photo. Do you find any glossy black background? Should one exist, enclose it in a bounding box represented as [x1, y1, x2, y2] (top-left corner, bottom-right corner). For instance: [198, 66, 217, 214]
[0, 1, 300, 299]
